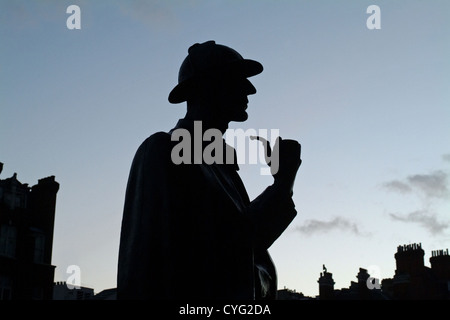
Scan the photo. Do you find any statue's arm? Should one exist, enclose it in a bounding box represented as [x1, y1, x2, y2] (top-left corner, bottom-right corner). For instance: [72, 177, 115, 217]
[246, 185, 297, 250]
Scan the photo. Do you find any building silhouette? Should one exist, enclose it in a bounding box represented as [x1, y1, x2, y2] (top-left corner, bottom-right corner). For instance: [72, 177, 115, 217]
[382, 243, 450, 300]
[53, 281, 94, 300]
[91, 288, 117, 300]
[0, 163, 59, 300]
[277, 287, 311, 300]
[317, 266, 386, 300]
[53, 281, 119, 300]
[317, 243, 449, 300]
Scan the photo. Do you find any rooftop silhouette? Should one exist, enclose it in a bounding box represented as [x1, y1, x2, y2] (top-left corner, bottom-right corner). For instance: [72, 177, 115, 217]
[311, 243, 450, 300]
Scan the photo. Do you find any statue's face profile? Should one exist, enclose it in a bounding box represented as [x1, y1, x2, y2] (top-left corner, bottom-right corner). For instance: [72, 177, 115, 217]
[200, 73, 257, 123]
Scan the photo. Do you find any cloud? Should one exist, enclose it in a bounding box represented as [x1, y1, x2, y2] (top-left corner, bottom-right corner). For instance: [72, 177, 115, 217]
[442, 154, 450, 162]
[389, 210, 448, 234]
[295, 217, 363, 236]
[407, 171, 448, 199]
[383, 170, 449, 199]
[383, 180, 412, 194]
[382, 168, 449, 235]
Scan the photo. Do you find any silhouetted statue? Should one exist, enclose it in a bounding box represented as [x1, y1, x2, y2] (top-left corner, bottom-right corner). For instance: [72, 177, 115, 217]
[117, 41, 301, 300]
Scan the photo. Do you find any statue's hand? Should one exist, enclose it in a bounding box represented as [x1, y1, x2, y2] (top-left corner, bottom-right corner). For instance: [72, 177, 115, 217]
[271, 137, 301, 194]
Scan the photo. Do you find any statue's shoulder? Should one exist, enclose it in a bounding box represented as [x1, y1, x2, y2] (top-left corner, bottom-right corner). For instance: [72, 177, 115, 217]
[135, 131, 174, 161]
[143, 131, 172, 147]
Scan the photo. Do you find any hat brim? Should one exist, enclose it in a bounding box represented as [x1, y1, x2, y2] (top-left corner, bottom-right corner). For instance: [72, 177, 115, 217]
[168, 59, 263, 104]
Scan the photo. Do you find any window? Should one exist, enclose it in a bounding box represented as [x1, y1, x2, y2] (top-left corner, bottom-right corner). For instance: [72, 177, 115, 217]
[0, 275, 12, 300]
[0, 224, 17, 258]
[33, 233, 45, 264]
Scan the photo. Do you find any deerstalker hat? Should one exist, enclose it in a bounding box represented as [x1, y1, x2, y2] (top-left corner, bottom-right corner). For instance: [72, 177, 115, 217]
[168, 41, 263, 104]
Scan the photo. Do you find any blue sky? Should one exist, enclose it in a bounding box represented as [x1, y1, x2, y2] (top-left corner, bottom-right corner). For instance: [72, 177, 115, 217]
[1, 0, 449, 296]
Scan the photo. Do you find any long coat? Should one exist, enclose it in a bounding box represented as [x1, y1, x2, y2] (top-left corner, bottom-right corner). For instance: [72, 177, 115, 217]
[117, 119, 297, 299]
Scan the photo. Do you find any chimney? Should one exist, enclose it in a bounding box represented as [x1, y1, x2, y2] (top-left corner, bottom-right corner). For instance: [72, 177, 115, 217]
[430, 249, 450, 281]
[395, 243, 425, 276]
[318, 265, 335, 300]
